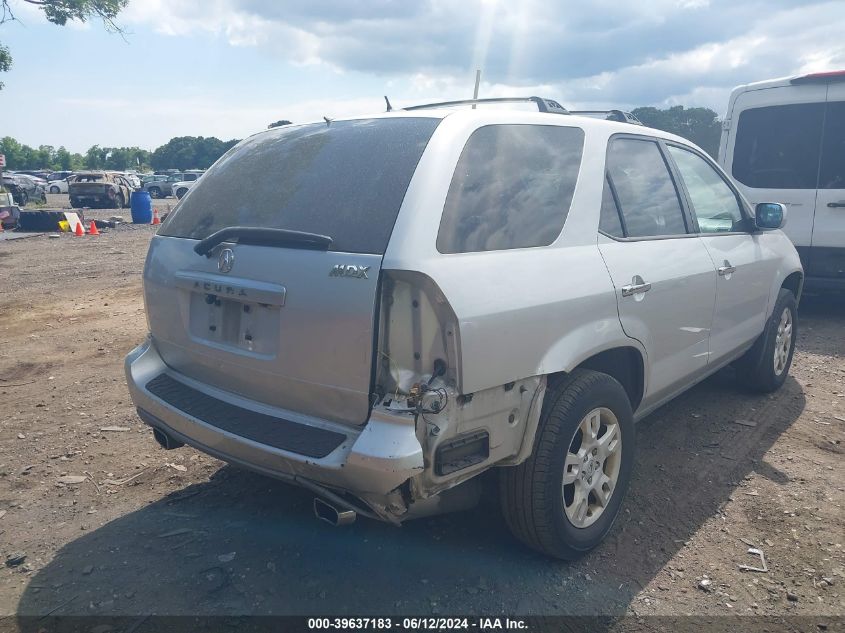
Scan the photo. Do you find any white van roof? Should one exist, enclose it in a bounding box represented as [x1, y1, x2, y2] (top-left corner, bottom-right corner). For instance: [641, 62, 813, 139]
[731, 69, 845, 94]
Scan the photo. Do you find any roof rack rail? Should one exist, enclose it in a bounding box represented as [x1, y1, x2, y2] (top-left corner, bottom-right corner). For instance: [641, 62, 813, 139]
[569, 110, 643, 125]
[403, 96, 569, 115]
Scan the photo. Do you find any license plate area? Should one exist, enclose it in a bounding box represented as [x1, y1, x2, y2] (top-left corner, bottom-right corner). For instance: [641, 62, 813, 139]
[188, 291, 280, 356]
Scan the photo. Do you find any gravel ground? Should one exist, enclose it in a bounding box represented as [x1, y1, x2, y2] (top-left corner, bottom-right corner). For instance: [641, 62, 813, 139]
[0, 205, 843, 624]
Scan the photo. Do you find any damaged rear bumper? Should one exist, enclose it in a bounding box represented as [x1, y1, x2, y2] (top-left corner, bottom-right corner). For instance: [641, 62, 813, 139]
[124, 337, 424, 521]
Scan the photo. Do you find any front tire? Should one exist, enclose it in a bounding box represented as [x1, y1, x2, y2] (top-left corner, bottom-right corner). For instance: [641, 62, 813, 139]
[736, 288, 797, 393]
[49, 185, 60, 194]
[500, 369, 635, 560]
[148, 187, 161, 199]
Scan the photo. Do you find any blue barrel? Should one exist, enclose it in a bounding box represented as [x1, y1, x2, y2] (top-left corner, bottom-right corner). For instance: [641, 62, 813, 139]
[130, 190, 153, 224]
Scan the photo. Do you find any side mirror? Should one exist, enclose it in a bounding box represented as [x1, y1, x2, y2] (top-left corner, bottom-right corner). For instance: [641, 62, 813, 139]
[755, 203, 787, 230]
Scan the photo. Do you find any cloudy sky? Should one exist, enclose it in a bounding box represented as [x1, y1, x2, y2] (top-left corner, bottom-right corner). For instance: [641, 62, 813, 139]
[2, 0, 844, 152]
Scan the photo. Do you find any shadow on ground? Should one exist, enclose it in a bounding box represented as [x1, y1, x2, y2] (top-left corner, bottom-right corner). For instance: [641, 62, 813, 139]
[16, 364, 807, 622]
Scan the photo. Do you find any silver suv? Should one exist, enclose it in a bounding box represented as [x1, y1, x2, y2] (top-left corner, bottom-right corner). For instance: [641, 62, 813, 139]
[126, 97, 803, 559]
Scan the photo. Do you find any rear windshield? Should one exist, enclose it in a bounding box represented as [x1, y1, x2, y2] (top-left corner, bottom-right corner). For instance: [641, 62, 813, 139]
[161, 117, 441, 254]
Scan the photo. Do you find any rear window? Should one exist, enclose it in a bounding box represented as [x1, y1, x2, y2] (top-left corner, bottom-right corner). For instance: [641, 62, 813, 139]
[732, 103, 824, 189]
[436, 124, 584, 253]
[161, 118, 440, 254]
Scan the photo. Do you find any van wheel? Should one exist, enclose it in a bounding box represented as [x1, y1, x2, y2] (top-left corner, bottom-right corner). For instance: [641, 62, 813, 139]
[500, 369, 635, 560]
[736, 288, 797, 393]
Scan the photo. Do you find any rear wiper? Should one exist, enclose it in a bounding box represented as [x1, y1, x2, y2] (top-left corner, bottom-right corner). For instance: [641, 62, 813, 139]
[194, 226, 333, 257]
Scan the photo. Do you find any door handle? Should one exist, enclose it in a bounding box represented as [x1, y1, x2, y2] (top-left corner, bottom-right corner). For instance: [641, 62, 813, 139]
[827, 201, 845, 208]
[621, 275, 652, 297]
[718, 260, 737, 276]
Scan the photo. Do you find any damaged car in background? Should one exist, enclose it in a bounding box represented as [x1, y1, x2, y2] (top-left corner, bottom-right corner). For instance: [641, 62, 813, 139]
[126, 98, 803, 559]
[69, 171, 134, 209]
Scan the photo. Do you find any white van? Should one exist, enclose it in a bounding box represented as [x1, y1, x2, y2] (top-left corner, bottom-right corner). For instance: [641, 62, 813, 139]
[719, 71, 845, 289]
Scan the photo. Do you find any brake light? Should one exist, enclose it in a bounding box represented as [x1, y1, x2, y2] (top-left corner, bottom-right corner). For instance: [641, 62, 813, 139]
[374, 270, 461, 402]
[791, 70, 845, 84]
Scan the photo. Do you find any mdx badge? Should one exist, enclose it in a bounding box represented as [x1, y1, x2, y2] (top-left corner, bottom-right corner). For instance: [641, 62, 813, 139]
[218, 248, 235, 273]
[329, 264, 370, 279]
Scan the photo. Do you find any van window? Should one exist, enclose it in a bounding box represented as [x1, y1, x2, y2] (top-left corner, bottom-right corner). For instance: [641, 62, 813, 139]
[436, 124, 584, 253]
[161, 118, 440, 254]
[732, 103, 824, 189]
[820, 101, 845, 190]
[668, 146, 744, 232]
[606, 138, 688, 238]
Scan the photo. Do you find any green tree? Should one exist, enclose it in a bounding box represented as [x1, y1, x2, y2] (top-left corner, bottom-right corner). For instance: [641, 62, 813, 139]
[631, 105, 723, 158]
[55, 146, 72, 170]
[84, 144, 106, 169]
[268, 120, 292, 129]
[151, 136, 239, 170]
[1, 0, 129, 90]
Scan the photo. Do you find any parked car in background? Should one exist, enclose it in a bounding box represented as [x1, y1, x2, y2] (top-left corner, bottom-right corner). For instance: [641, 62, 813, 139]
[15, 170, 51, 181]
[47, 176, 72, 194]
[172, 179, 197, 199]
[2, 173, 47, 206]
[47, 170, 75, 183]
[719, 70, 845, 289]
[68, 171, 134, 209]
[144, 174, 183, 198]
[113, 171, 141, 189]
[126, 99, 803, 559]
[0, 190, 21, 229]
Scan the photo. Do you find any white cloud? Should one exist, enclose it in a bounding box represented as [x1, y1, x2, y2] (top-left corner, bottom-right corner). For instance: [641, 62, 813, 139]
[120, 0, 845, 113]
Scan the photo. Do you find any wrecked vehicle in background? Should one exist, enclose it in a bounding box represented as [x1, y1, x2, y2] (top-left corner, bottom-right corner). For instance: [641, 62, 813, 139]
[2, 173, 47, 206]
[69, 171, 134, 209]
[126, 98, 803, 560]
[0, 191, 21, 229]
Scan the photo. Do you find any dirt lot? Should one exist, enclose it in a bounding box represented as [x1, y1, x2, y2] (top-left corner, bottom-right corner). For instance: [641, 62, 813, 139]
[0, 203, 843, 622]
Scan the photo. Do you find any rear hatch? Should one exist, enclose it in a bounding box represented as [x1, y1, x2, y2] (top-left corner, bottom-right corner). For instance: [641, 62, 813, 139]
[145, 117, 440, 426]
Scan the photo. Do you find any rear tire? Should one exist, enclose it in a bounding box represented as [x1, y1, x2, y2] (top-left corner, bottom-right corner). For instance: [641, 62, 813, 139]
[49, 185, 60, 194]
[500, 369, 635, 560]
[736, 288, 797, 393]
[148, 187, 161, 199]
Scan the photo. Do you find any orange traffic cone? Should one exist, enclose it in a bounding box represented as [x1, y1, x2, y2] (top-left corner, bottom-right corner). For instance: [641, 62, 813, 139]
[74, 221, 85, 237]
[89, 220, 100, 236]
[151, 208, 161, 225]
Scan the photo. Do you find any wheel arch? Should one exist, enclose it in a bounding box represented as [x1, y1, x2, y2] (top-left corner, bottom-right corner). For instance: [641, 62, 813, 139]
[781, 270, 803, 303]
[508, 343, 647, 466]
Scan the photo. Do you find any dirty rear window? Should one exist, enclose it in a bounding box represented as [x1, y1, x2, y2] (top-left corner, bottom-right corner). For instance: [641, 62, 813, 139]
[161, 118, 441, 254]
[73, 175, 105, 182]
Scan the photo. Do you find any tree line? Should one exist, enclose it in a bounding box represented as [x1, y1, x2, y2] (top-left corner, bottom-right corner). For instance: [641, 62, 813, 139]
[0, 105, 724, 174]
[0, 135, 240, 172]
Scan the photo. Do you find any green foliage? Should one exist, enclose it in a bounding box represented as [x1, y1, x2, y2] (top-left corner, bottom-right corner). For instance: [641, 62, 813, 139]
[0, 42, 10, 90]
[0, 0, 128, 90]
[27, 0, 128, 28]
[631, 105, 722, 158]
[150, 136, 239, 170]
[268, 120, 292, 129]
[0, 137, 147, 171]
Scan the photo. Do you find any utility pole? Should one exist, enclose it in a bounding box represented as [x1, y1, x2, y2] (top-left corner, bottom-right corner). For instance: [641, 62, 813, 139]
[472, 69, 481, 108]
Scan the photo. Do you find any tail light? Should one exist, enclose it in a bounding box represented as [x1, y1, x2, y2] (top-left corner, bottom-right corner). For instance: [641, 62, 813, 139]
[374, 270, 461, 402]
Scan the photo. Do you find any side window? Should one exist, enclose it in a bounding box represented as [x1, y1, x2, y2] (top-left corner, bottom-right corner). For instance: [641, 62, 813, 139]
[820, 101, 845, 190]
[606, 138, 688, 238]
[732, 103, 824, 189]
[599, 176, 624, 238]
[184, 174, 198, 181]
[668, 146, 744, 233]
[436, 124, 584, 253]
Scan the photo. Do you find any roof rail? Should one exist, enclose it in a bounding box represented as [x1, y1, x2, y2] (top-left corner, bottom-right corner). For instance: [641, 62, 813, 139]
[569, 110, 643, 125]
[403, 96, 569, 115]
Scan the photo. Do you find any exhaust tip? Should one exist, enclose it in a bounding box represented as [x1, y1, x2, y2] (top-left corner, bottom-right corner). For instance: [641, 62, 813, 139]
[153, 427, 184, 450]
[313, 497, 356, 526]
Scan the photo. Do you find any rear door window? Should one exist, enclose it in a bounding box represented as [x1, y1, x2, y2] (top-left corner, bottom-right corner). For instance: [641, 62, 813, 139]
[606, 138, 688, 238]
[732, 103, 824, 189]
[161, 118, 440, 254]
[819, 101, 845, 189]
[436, 124, 584, 253]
